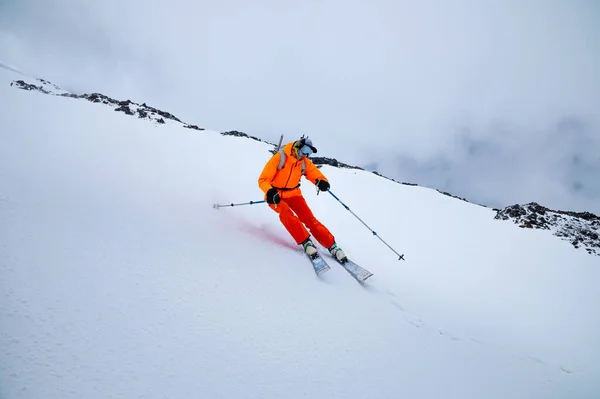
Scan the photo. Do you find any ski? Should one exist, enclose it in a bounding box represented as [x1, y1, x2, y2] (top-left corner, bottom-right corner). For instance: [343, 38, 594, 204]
[330, 256, 373, 282]
[296, 247, 370, 281]
[306, 252, 330, 276]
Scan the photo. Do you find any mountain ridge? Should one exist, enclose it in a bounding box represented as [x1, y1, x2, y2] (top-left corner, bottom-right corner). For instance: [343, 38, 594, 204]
[9, 74, 599, 257]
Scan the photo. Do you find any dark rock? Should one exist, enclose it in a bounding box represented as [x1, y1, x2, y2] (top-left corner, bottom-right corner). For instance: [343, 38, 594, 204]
[140, 103, 181, 123]
[84, 93, 118, 105]
[436, 189, 470, 203]
[184, 124, 205, 130]
[371, 171, 418, 186]
[221, 130, 264, 142]
[115, 105, 134, 115]
[311, 157, 363, 170]
[13, 80, 50, 94]
[87, 94, 101, 103]
[495, 202, 600, 256]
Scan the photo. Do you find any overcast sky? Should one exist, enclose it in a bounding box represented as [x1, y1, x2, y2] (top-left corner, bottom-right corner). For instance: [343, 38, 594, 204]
[1, 0, 599, 213]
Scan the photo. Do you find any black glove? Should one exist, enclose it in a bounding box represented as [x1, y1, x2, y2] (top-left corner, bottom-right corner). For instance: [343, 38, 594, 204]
[316, 179, 330, 192]
[266, 187, 280, 204]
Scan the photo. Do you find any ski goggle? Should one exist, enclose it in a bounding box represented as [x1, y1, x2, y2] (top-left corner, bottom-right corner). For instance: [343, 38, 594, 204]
[300, 145, 313, 156]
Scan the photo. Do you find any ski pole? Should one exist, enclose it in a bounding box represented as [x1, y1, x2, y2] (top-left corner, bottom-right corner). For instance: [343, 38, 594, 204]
[327, 191, 405, 261]
[274, 134, 284, 152]
[213, 200, 266, 209]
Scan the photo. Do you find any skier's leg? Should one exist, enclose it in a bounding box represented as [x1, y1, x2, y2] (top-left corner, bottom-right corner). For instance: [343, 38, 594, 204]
[286, 195, 347, 261]
[269, 201, 310, 245]
[270, 201, 317, 255]
[285, 196, 335, 249]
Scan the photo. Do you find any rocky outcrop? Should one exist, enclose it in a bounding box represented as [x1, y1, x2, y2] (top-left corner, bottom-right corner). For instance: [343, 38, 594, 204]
[82, 93, 117, 105]
[81, 95, 181, 124]
[310, 156, 363, 170]
[13, 80, 51, 94]
[184, 124, 205, 131]
[495, 202, 600, 256]
[221, 130, 267, 143]
[12, 80, 195, 127]
[115, 104, 134, 116]
[436, 190, 469, 203]
[140, 102, 181, 123]
[13, 78, 69, 95]
[371, 171, 418, 187]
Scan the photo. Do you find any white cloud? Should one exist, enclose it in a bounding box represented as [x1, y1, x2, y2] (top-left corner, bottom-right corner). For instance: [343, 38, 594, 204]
[1, 0, 599, 212]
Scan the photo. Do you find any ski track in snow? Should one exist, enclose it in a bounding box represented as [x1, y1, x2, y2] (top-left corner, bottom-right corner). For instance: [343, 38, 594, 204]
[224, 207, 580, 381]
[379, 287, 575, 377]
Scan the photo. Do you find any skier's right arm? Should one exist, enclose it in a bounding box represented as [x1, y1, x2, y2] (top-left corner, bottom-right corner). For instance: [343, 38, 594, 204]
[258, 152, 281, 194]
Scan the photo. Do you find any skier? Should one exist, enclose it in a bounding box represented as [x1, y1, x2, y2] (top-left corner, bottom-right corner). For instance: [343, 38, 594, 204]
[258, 137, 346, 262]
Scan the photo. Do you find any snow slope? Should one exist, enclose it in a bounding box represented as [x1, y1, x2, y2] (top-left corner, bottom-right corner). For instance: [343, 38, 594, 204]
[1, 65, 599, 399]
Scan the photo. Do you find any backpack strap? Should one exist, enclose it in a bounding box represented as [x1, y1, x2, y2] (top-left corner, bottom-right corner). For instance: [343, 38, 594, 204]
[277, 148, 286, 170]
[277, 148, 305, 175]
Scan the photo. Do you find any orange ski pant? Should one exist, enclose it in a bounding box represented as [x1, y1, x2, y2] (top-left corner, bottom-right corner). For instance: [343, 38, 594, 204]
[269, 195, 335, 248]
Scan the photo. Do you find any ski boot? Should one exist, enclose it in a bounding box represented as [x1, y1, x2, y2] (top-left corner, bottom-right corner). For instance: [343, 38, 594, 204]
[328, 242, 347, 263]
[301, 238, 318, 258]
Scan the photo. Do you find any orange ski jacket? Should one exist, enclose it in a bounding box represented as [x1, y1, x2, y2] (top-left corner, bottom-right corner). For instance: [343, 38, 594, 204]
[258, 142, 328, 199]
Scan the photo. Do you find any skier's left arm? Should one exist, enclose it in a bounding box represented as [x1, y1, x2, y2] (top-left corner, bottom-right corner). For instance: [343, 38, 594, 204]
[304, 160, 330, 191]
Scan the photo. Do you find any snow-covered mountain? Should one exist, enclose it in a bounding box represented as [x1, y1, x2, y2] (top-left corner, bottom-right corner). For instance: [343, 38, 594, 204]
[8, 72, 600, 259]
[1, 64, 599, 399]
